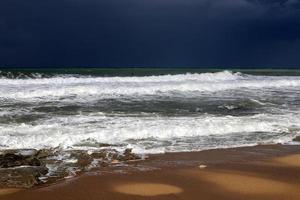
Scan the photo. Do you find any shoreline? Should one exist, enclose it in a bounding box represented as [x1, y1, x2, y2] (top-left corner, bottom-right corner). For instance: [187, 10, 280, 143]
[1, 144, 300, 200]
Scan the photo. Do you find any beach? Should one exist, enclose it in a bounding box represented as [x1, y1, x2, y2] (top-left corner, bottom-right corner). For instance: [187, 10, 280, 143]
[1, 144, 300, 200]
[1, 0, 300, 196]
[1, 69, 300, 199]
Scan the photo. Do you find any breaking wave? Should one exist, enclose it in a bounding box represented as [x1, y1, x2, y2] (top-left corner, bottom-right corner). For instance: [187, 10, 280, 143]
[1, 71, 300, 101]
[0, 70, 300, 153]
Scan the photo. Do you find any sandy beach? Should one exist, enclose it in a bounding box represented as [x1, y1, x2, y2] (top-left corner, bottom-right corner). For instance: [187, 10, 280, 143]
[1, 144, 300, 200]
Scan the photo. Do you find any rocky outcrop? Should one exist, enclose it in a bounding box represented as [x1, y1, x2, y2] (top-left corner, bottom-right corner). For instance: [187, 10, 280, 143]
[120, 148, 141, 161]
[0, 166, 48, 188]
[0, 149, 48, 188]
[0, 149, 42, 168]
[0, 148, 142, 188]
[0, 153, 41, 168]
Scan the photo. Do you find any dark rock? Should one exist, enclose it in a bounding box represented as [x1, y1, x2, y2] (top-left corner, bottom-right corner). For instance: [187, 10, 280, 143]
[98, 143, 113, 147]
[0, 149, 37, 157]
[47, 165, 70, 181]
[77, 155, 93, 169]
[0, 166, 48, 188]
[0, 148, 143, 188]
[36, 149, 52, 159]
[28, 157, 42, 166]
[0, 153, 25, 168]
[99, 161, 109, 167]
[293, 136, 300, 142]
[69, 151, 93, 170]
[0, 152, 41, 168]
[120, 148, 141, 161]
[90, 150, 107, 159]
[103, 149, 121, 160]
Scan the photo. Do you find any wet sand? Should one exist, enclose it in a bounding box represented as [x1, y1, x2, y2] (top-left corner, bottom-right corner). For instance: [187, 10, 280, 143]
[1, 144, 300, 200]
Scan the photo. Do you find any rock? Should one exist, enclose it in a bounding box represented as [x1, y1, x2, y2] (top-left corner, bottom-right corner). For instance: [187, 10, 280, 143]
[0, 149, 37, 157]
[36, 149, 52, 159]
[0, 166, 48, 188]
[90, 150, 107, 159]
[0, 152, 41, 168]
[91, 149, 140, 165]
[0, 148, 144, 188]
[0, 153, 25, 168]
[99, 161, 109, 167]
[77, 156, 93, 169]
[97, 143, 113, 147]
[293, 136, 300, 142]
[28, 157, 42, 166]
[0, 149, 50, 188]
[121, 148, 141, 161]
[69, 151, 93, 170]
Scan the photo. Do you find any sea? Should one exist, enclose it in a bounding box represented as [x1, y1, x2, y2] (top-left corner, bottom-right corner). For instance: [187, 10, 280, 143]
[1, 68, 300, 155]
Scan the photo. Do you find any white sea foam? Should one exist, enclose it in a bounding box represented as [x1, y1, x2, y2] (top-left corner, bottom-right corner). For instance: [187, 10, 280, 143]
[0, 71, 300, 101]
[1, 71, 300, 154]
[0, 112, 299, 153]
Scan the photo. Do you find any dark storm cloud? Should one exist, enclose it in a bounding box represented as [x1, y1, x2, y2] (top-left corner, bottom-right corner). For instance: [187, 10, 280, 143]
[0, 0, 300, 67]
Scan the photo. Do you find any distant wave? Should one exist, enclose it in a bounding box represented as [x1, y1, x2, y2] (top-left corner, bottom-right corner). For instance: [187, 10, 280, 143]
[0, 71, 300, 101]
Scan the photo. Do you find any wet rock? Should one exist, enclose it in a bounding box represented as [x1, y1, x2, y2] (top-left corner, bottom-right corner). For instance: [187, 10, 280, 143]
[77, 156, 93, 170]
[0, 166, 48, 188]
[0, 149, 37, 157]
[36, 149, 53, 159]
[28, 157, 42, 166]
[120, 148, 141, 161]
[99, 161, 109, 167]
[0, 148, 144, 188]
[47, 165, 72, 181]
[0, 153, 25, 168]
[97, 143, 113, 147]
[90, 150, 107, 159]
[0, 153, 41, 168]
[69, 151, 93, 170]
[110, 152, 121, 160]
[293, 136, 300, 142]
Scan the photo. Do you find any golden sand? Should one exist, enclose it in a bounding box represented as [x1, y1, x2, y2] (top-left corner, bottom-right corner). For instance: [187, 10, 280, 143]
[197, 170, 295, 195]
[2, 146, 300, 200]
[273, 154, 300, 167]
[0, 189, 21, 196]
[113, 183, 182, 196]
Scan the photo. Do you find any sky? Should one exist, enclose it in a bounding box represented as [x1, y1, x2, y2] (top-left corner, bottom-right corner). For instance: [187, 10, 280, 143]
[0, 0, 300, 68]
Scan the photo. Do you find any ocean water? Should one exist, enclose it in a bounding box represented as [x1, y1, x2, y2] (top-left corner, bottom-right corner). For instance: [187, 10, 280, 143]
[1, 68, 300, 155]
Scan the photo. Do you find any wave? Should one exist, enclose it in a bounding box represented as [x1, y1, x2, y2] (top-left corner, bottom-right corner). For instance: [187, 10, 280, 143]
[0, 70, 240, 84]
[0, 70, 53, 79]
[0, 71, 300, 101]
[0, 113, 299, 153]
